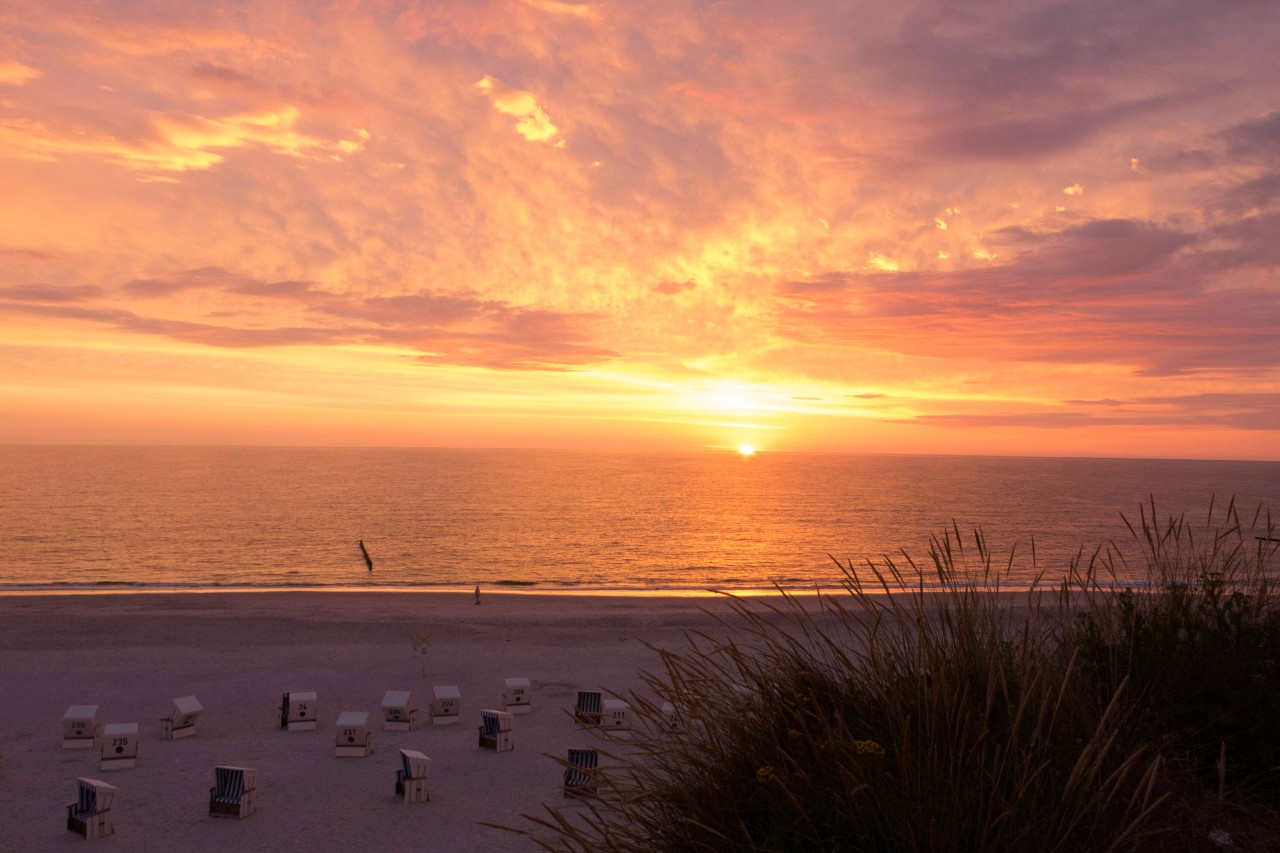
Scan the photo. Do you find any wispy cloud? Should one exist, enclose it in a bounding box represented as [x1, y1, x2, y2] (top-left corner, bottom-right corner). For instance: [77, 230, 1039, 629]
[0, 0, 1276, 454]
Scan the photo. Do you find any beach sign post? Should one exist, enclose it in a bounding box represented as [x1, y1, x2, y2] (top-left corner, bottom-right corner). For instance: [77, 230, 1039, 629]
[99, 723, 139, 770]
[410, 633, 431, 678]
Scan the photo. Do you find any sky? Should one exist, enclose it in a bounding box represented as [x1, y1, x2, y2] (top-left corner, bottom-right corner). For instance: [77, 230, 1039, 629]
[1, 0, 1278, 459]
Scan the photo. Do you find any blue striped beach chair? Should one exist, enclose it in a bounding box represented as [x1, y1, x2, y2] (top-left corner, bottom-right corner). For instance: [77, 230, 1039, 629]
[208, 766, 257, 819]
[395, 748, 431, 803]
[477, 710, 513, 752]
[574, 690, 602, 726]
[66, 777, 118, 839]
[563, 748, 598, 798]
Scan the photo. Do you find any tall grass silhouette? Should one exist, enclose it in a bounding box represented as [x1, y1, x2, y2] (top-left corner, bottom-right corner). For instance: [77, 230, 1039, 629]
[509, 498, 1279, 852]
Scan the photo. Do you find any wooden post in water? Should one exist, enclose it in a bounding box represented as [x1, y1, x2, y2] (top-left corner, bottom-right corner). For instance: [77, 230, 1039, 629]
[359, 540, 373, 572]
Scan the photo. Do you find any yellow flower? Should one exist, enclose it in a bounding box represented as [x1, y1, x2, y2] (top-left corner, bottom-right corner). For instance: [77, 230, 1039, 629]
[756, 765, 778, 784]
[854, 740, 886, 759]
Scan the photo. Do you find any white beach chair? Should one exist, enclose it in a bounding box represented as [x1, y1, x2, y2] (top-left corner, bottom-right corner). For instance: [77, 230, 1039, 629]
[431, 685, 460, 725]
[601, 698, 630, 730]
[335, 711, 373, 757]
[99, 723, 138, 770]
[395, 748, 431, 803]
[477, 710, 513, 752]
[280, 690, 318, 731]
[63, 705, 101, 749]
[209, 766, 257, 819]
[66, 777, 118, 839]
[381, 690, 418, 731]
[563, 748, 599, 798]
[503, 677, 532, 714]
[161, 695, 203, 740]
[661, 701, 680, 729]
[574, 690, 602, 727]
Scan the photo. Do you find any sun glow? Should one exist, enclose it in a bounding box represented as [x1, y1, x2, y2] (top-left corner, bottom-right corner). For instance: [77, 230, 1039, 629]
[738, 443, 756, 457]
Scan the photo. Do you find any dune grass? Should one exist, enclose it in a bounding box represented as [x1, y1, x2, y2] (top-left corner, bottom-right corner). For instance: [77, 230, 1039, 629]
[512, 498, 1280, 852]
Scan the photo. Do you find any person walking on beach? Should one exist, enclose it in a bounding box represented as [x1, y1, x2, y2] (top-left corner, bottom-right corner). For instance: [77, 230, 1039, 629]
[474, 585, 481, 605]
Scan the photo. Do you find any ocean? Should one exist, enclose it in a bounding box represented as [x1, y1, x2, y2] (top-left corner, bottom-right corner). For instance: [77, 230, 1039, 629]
[0, 446, 1276, 593]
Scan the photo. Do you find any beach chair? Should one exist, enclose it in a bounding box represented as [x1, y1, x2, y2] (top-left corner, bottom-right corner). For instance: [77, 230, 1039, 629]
[661, 701, 680, 729]
[280, 690, 318, 731]
[563, 748, 598, 798]
[63, 704, 102, 749]
[335, 711, 373, 757]
[477, 710, 513, 752]
[574, 690, 602, 726]
[381, 690, 418, 731]
[395, 748, 431, 803]
[99, 723, 138, 770]
[66, 777, 118, 839]
[431, 685, 460, 725]
[161, 695, 203, 740]
[601, 699, 630, 730]
[209, 766, 257, 819]
[503, 677, 532, 714]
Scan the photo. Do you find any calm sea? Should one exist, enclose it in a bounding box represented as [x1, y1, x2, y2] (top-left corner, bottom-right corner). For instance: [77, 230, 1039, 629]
[0, 446, 1276, 593]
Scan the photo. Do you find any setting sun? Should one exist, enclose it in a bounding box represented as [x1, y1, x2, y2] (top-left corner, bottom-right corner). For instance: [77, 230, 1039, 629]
[0, 1, 1275, 461]
[738, 444, 756, 457]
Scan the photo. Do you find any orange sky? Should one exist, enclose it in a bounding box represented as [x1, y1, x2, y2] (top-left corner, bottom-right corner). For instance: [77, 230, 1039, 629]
[1, 1, 1278, 459]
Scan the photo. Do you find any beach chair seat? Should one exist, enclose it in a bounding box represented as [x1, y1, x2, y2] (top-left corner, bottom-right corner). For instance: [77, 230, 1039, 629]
[280, 690, 317, 731]
[395, 748, 431, 803]
[335, 711, 373, 757]
[63, 704, 101, 749]
[563, 748, 598, 798]
[100, 723, 138, 770]
[161, 695, 203, 740]
[574, 690, 602, 726]
[503, 677, 532, 714]
[431, 685, 460, 725]
[478, 710, 513, 752]
[66, 777, 117, 839]
[209, 766, 257, 819]
[381, 690, 418, 731]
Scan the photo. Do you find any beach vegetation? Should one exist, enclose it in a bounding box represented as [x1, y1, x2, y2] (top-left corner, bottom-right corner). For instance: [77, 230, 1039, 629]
[510, 498, 1280, 852]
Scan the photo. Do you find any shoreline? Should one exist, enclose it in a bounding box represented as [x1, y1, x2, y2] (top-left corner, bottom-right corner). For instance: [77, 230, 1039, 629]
[0, 586, 787, 598]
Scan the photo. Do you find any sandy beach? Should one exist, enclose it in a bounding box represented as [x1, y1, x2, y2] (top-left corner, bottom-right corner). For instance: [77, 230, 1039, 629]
[0, 591, 756, 851]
